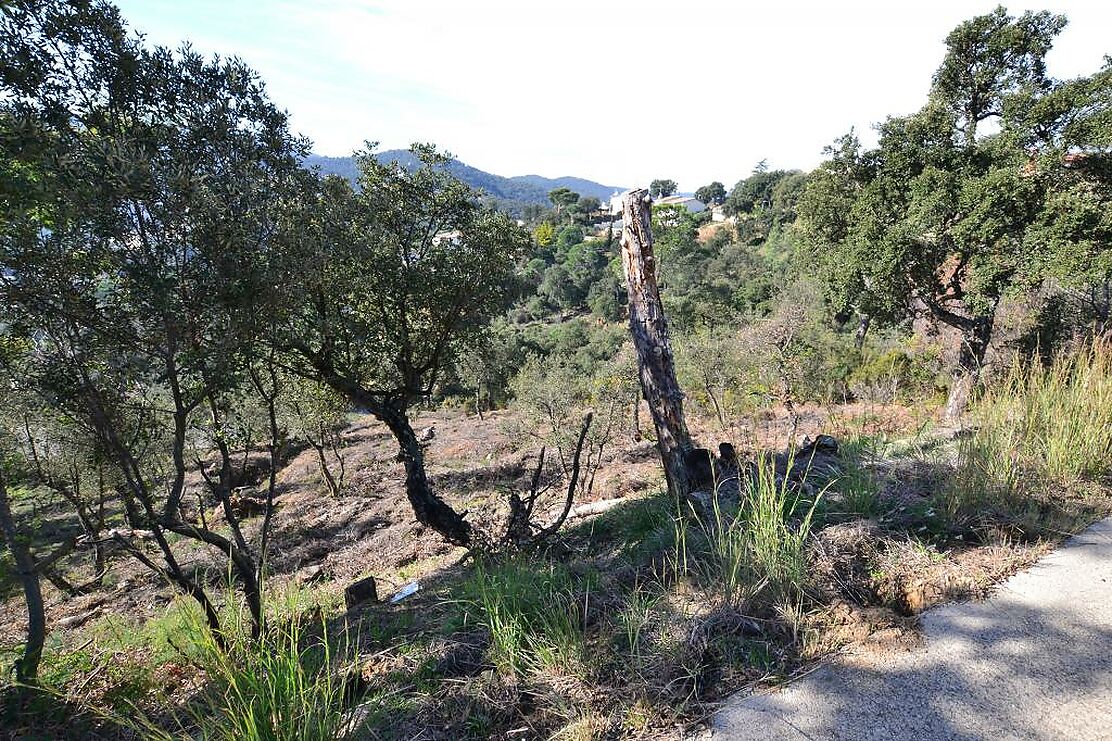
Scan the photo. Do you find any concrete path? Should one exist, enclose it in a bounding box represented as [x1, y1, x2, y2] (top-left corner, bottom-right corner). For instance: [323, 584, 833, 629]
[713, 516, 1112, 740]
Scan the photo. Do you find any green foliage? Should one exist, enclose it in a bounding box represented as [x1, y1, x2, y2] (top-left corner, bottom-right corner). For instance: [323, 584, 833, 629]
[548, 186, 580, 213]
[458, 559, 587, 676]
[280, 144, 530, 408]
[798, 7, 1111, 385]
[574, 195, 601, 217]
[451, 319, 526, 410]
[694, 182, 727, 207]
[533, 221, 556, 248]
[89, 592, 361, 741]
[281, 376, 351, 496]
[847, 346, 941, 403]
[827, 437, 884, 518]
[725, 168, 805, 221]
[649, 179, 678, 198]
[674, 329, 761, 425]
[0, 0, 306, 633]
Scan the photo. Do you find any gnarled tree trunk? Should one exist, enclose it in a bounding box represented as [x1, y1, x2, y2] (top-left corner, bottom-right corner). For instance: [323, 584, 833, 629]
[307, 356, 474, 547]
[0, 474, 45, 685]
[382, 405, 472, 546]
[620, 189, 693, 499]
[944, 314, 993, 422]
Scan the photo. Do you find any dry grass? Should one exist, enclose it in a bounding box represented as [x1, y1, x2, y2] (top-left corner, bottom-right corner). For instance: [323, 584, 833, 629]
[8, 365, 1112, 739]
[943, 340, 1112, 526]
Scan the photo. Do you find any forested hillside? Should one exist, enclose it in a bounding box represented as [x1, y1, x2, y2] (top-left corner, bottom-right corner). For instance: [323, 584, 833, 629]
[2, 2, 1111, 740]
[305, 152, 624, 214]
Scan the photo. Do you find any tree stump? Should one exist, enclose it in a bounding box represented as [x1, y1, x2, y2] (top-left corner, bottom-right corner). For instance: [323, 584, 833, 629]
[344, 575, 379, 610]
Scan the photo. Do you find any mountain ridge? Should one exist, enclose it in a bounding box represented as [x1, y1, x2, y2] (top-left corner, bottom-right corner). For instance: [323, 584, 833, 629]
[304, 152, 624, 212]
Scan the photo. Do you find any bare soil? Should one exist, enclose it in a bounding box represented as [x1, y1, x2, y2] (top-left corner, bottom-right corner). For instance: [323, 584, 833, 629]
[3, 400, 1109, 739]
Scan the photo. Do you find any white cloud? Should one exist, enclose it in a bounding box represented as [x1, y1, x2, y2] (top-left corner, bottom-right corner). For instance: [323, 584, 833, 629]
[115, 0, 1112, 190]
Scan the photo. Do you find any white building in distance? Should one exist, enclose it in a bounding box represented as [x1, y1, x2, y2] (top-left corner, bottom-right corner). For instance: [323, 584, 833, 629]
[608, 190, 707, 215]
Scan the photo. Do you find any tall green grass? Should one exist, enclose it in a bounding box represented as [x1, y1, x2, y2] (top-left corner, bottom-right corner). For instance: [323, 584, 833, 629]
[944, 340, 1112, 518]
[192, 610, 355, 740]
[682, 454, 821, 609]
[115, 590, 361, 741]
[458, 560, 587, 677]
[827, 436, 885, 518]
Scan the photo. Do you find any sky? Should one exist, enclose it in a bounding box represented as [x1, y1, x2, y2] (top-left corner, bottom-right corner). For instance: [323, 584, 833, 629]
[112, 0, 1112, 191]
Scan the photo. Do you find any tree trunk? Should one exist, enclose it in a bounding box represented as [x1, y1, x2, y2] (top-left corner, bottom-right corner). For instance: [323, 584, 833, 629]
[944, 316, 993, 422]
[382, 406, 471, 546]
[0, 474, 45, 685]
[631, 393, 642, 442]
[704, 374, 728, 430]
[308, 357, 473, 547]
[854, 315, 871, 350]
[310, 433, 340, 497]
[620, 189, 694, 499]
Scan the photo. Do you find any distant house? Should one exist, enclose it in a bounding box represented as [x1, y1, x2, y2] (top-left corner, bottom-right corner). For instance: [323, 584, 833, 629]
[711, 205, 734, 223]
[654, 195, 706, 214]
[608, 190, 707, 215]
[431, 230, 463, 246]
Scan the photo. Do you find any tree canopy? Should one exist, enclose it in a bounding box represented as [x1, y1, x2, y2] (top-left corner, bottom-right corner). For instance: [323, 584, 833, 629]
[798, 6, 1112, 415]
[694, 181, 727, 206]
[649, 179, 678, 198]
[274, 145, 529, 544]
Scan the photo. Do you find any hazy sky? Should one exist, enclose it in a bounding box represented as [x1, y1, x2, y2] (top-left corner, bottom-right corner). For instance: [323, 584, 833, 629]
[112, 0, 1111, 191]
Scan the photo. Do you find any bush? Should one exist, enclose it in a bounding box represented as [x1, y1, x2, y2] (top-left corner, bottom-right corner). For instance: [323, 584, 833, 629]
[847, 342, 945, 404]
[941, 340, 1112, 521]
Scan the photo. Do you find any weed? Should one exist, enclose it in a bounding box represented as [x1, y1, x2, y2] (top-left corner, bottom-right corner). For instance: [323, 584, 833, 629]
[683, 453, 822, 610]
[457, 559, 588, 677]
[617, 582, 660, 658]
[93, 590, 363, 741]
[829, 437, 885, 518]
[192, 602, 358, 740]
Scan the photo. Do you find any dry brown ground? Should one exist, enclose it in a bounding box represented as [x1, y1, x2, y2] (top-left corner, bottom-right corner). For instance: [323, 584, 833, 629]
[5, 399, 1107, 738]
[0, 400, 931, 650]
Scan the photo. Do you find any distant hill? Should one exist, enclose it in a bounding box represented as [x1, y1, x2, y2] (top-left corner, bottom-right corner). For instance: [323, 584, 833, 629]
[504, 175, 621, 202]
[303, 152, 624, 214]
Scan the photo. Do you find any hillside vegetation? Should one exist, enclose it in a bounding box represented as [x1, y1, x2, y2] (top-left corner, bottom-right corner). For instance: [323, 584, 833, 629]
[304, 152, 624, 215]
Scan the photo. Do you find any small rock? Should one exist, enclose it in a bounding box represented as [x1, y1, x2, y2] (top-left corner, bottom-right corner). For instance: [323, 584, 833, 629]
[298, 563, 331, 585]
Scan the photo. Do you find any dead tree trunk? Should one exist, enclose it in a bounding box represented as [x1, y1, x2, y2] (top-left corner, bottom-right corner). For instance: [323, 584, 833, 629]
[620, 189, 693, 499]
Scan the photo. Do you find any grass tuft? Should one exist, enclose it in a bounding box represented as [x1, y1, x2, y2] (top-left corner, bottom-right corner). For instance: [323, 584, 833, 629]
[682, 453, 821, 610]
[458, 559, 588, 677]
